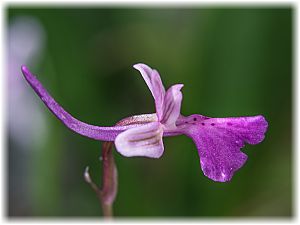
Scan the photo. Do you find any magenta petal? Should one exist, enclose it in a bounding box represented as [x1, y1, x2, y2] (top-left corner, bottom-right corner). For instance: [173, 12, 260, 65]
[133, 63, 165, 119]
[182, 115, 268, 182]
[115, 122, 164, 158]
[160, 84, 183, 129]
[21, 65, 131, 141]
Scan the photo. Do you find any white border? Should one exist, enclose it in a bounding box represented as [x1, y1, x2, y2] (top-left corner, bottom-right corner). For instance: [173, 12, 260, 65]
[2, 0, 297, 6]
[1, 0, 5, 222]
[1, 0, 298, 224]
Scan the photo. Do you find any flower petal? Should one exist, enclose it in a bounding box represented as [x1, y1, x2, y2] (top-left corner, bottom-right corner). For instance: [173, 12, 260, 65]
[21, 65, 136, 141]
[180, 115, 268, 182]
[133, 63, 165, 119]
[115, 122, 164, 158]
[160, 84, 184, 129]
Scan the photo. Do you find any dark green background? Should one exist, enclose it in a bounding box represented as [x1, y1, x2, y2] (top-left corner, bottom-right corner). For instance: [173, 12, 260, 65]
[8, 7, 292, 217]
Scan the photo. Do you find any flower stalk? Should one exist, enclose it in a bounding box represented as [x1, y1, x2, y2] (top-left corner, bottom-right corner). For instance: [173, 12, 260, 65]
[84, 141, 117, 218]
[100, 141, 117, 218]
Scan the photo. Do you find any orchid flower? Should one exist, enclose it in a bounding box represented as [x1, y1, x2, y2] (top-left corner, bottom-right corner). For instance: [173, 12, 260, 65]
[21, 64, 268, 182]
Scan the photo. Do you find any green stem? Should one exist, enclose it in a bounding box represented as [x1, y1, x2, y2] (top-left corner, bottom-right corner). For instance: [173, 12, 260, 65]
[101, 202, 113, 218]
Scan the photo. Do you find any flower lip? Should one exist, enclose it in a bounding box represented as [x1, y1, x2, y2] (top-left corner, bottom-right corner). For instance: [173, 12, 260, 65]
[180, 114, 268, 182]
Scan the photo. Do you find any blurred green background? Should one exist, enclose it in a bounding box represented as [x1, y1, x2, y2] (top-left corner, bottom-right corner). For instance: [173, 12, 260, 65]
[7, 7, 292, 217]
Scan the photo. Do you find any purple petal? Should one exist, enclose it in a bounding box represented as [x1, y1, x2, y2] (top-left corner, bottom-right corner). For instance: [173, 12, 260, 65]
[180, 115, 268, 182]
[21, 65, 134, 141]
[133, 63, 165, 119]
[115, 122, 164, 158]
[160, 84, 184, 129]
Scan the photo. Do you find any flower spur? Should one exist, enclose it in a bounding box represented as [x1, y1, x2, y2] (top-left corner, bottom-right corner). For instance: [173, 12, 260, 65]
[21, 63, 268, 182]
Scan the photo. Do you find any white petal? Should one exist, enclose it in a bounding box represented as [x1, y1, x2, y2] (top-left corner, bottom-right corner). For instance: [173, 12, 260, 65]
[133, 63, 165, 119]
[115, 122, 164, 158]
[160, 84, 184, 129]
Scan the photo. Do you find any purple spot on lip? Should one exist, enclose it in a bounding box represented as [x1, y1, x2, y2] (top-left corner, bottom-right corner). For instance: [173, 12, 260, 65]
[211, 123, 215, 126]
[227, 122, 232, 126]
[193, 118, 197, 121]
[201, 123, 205, 126]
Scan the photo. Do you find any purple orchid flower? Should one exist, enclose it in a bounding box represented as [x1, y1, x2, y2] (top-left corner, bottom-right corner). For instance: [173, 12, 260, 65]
[21, 63, 268, 182]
